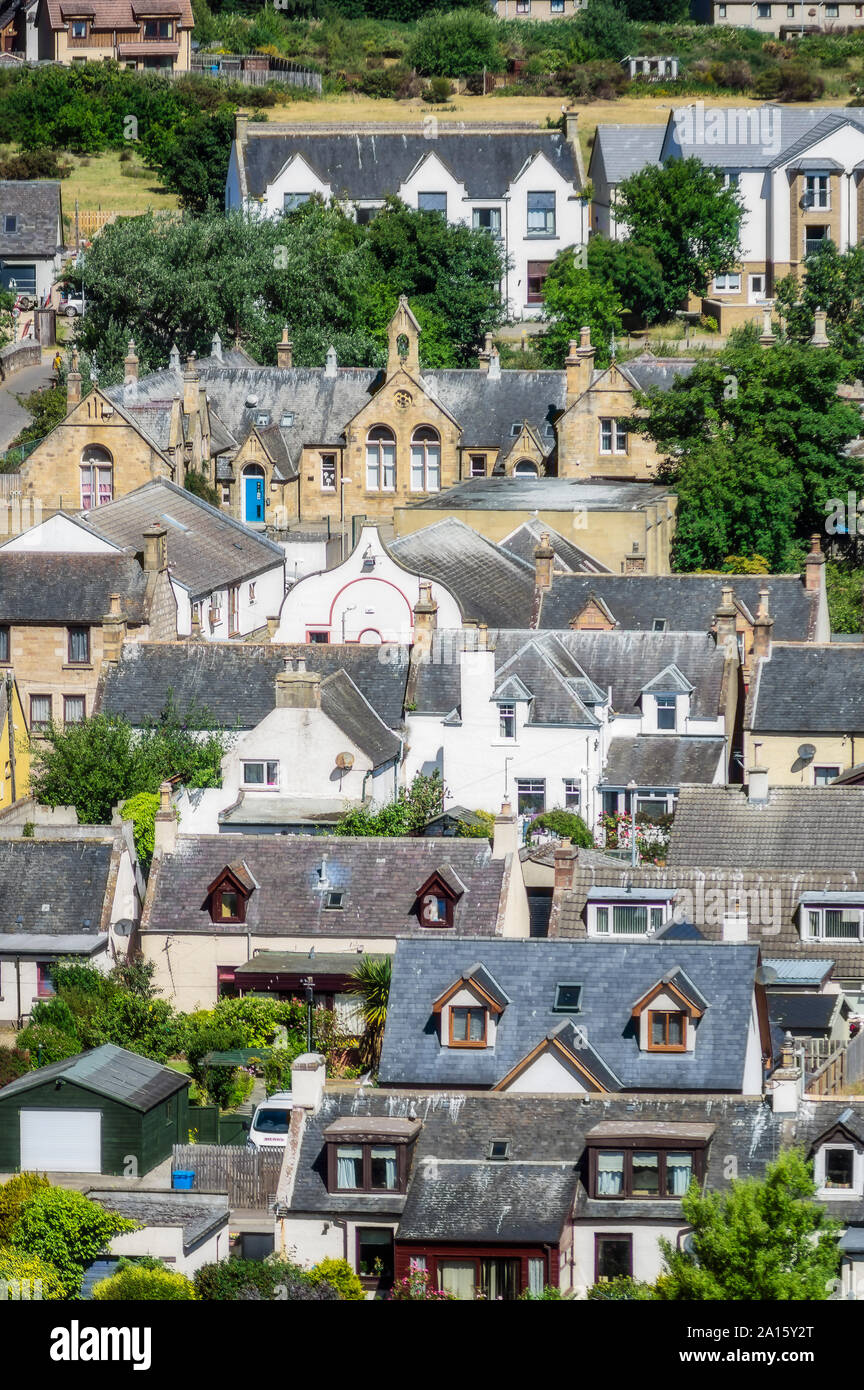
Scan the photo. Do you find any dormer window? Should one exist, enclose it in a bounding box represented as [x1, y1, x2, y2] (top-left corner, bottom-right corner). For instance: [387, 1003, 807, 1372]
[323, 1117, 420, 1194]
[586, 1122, 712, 1199]
[648, 1009, 687, 1052]
[812, 1119, 864, 1197]
[656, 694, 676, 730]
[432, 962, 509, 1051]
[450, 1006, 487, 1047]
[415, 867, 465, 929]
[205, 863, 255, 924]
[631, 968, 707, 1053]
[825, 1148, 854, 1189]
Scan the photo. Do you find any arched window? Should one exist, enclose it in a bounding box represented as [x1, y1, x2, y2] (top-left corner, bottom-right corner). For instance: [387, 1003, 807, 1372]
[410, 426, 441, 493]
[366, 426, 396, 492]
[513, 459, 539, 477]
[80, 444, 113, 510]
[243, 462, 266, 524]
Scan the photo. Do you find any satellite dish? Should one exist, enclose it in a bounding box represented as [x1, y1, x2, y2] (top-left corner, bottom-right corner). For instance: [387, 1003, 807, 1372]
[797, 744, 817, 762]
[335, 752, 354, 770]
[112, 919, 135, 937]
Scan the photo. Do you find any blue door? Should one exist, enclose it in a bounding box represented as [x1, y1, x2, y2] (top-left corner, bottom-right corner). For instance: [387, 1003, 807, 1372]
[245, 473, 265, 523]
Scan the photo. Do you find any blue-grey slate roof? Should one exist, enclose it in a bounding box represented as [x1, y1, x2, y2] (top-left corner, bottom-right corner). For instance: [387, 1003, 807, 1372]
[589, 124, 665, 184]
[397, 1160, 576, 1244]
[0, 839, 113, 936]
[0, 1044, 188, 1111]
[0, 179, 62, 258]
[749, 643, 864, 732]
[601, 734, 727, 788]
[378, 938, 761, 1092]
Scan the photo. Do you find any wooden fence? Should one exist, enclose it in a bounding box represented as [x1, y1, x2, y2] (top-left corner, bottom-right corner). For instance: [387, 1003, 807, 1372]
[805, 1028, 864, 1098]
[172, 1144, 283, 1208]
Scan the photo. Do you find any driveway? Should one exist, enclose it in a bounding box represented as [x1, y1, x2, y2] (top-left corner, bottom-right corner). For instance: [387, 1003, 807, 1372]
[0, 358, 56, 451]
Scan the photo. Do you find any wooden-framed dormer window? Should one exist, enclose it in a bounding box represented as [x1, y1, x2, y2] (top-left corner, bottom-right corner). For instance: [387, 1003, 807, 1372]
[415, 869, 463, 929]
[647, 1009, 687, 1052]
[205, 864, 255, 924]
[449, 1005, 487, 1048]
[70, 18, 87, 36]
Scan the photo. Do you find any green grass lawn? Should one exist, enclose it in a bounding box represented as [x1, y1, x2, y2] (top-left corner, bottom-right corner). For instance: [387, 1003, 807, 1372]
[59, 150, 179, 218]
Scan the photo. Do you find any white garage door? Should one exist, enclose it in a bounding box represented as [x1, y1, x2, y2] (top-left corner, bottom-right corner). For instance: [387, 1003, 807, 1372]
[20, 1109, 102, 1173]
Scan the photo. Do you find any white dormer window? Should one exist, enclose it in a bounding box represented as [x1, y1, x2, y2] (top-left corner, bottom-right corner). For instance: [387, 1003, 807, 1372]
[813, 1129, 864, 1198]
[803, 906, 864, 941]
[498, 703, 516, 740]
[656, 694, 676, 730]
[590, 903, 669, 936]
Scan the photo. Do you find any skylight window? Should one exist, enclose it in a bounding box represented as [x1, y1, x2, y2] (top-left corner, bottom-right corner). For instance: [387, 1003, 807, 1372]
[553, 982, 582, 1013]
[488, 1139, 510, 1161]
[652, 618, 667, 633]
[510, 422, 522, 436]
[160, 513, 190, 533]
[280, 412, 295, 428]
[256, 412, 270, 427]
[324, 890, 344, 910]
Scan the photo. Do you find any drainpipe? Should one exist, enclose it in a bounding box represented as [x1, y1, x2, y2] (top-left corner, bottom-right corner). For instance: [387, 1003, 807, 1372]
[15, 954, 21, 1028]
[361, 768, 373, 806]
[6, 672, 15, 805]
[331, 1216, 349, 1261]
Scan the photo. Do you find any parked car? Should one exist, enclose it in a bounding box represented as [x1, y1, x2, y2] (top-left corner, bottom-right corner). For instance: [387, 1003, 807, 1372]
[60, 295, 85, 317]
[246, 1091, 294, 1149]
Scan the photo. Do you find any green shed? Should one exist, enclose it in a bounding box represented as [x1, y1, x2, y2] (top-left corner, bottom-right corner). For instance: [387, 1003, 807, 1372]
[0, 1044, 189, 1177]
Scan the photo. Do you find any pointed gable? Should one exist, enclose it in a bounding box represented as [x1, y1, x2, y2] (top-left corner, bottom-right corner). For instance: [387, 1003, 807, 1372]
[641, 663, 694, 696]
[569, 592, 617, 631]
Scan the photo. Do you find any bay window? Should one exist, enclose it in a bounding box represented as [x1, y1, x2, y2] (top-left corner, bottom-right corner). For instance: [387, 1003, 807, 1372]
[591, 1147, 699, 1199]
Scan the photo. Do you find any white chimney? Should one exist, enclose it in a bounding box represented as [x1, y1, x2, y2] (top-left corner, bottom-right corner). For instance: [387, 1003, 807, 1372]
[769, 1033, 803, 1113]
[325, 346, 338, 379]
[291, 1052, 326, 1111]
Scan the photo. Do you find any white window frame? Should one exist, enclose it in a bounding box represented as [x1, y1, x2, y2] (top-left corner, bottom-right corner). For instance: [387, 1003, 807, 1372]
[589, 902, 670, 937]
[365, 429, 396, 492]
[655, 694, 677, 731]
[321, 454, 337, 491]
[803, 905, 864, 941]
[242, 759, 280, 790]
[410, 429, 441, 493]
[526, 191, 556, 238]
[498, 703, 517, 741]
[805, 174, 830, 211]
[712, 272, 741, 293]
[599, 418, 627, 455]
[748, 273, 767, 304]
[563, 778, 581, 810]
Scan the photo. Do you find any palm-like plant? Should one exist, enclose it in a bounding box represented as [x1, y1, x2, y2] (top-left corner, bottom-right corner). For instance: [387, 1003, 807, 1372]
[350, 955, 392, 1071]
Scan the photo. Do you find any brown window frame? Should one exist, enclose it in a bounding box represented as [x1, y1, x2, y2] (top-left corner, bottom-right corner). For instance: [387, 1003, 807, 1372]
[526, 261, 552, 306]
[647, 1009, 687, 1052]
[449, 1005, 488, 1048]
[29, 694, 52, 732]
[326, 1140, 409, 1194]
[228, 586, 240, 638]
[67, 625, 91, 665]
[589, 1144, 702, 1199]
[206, 869, 252, 924]
[63, 694, 86, 725]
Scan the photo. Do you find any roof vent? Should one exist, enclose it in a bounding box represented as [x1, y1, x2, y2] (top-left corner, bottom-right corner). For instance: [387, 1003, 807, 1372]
[245, 394, 259, 408]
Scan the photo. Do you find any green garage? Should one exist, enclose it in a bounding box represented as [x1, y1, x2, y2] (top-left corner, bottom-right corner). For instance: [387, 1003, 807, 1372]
[0, 1044, 189, 1177]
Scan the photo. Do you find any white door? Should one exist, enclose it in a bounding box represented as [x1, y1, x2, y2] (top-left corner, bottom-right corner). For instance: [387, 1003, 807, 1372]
[20, 1108, 101, 1172]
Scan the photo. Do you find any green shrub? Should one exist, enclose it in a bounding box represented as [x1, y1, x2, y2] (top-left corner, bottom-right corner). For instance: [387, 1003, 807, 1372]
[409, 10, 503, 76]
[0, 1046, 29, 1088]
[16, 1023, 81, 1066]
[308, 1257, 365, 1300]
[421, 76, 452, 103]
[93, 1265, 197, 1300]
[587, 1276, 657, 1300]
[120, 791, 162, 869]
[0, 1245, 66, 1300]
[520, 1283, 563, 1299]
[184, 469, 222, 508]
[0, 1174, 50, 1244]
[194, 1256, 340, 1301]
[525, 809, 594, 848]
[10, 1187, 137, 1298]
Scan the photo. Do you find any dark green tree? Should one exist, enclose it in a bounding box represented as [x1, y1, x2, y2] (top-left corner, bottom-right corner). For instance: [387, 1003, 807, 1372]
[586, 234, 667, 325]
[142, 104, 235, 213]
[408, 9, 504, 76]
[539, 249, 623, 368]
[774, 240, 864, 369]
[574, 0, 638, 61]
[656, 1149, 841, 1300]
[616, 158, 744, 315]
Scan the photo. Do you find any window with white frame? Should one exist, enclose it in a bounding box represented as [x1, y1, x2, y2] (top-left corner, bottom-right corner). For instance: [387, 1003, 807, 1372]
[590, 902, 670, 936]
[805, 174, 830, 210]
[804, 906, 864, 940]
[80, 446, 113, 510]
[527, 191, 555, 236]
[321, 454, 337, 491]
[472, 207, 502, 238]
[563, 778, 580, 810]
[813, 766, 840, 785]
[243, 760, 280, 789]
[366, 426, 396, 491]
[516, 779, 545, 815]
[498, 703, 516, 740]
[655, 694, 677, 731]
[599, 418, 627, 454]
[713, 272, 741, 293]
[410, 426, 441, 492]
[283, 193, 311, 213]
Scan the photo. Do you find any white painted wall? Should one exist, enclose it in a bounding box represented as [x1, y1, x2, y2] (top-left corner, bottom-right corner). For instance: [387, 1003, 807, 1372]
[107, 1219, 229, 1277]
[188, 563, 286, 641]
[569, 1222, 684, 1296]
[0, 513, 119, 553]
[503, 1047, 589, 1094]
[281, 534, 342, 587]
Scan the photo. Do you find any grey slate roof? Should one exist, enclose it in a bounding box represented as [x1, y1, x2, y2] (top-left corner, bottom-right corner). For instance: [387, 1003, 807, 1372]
[82, 478, 284, 601]
[88, 1190, 229, 1251]
[388, 519, 537, 629]
[319, 669, 401, 768]
[0, 1044, 187, 1111]
[768, 992, 841, 1033]
[0, 179, 62, 258]
[590, 124, 665, 184]
[601, 735, 727, 787]
[98, 641, 409, 730]
[664, 104, 864, 170]
[144, 835, 507, 940]
[423, 367, 565, 454]
[378, 938, 761, 1091]
[0, 840, 113, 936]
[0, 552, 148, 624]
[408, 477, 670, 513]
[749, 644, 864, 733]
[667, 786, 864, 871]
[239, 127, 582, 201]
[234, 949, 387, 978]
[499, 519, 611, 576]
[538, 573, 818, 638]
[397, 1160, 576, 1244]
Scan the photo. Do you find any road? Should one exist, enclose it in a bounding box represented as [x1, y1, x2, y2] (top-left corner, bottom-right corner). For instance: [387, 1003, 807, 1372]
[0, 358, 56, 451]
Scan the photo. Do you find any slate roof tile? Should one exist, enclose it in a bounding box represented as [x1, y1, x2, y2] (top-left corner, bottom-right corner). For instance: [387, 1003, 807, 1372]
[0, 552, 148, 623]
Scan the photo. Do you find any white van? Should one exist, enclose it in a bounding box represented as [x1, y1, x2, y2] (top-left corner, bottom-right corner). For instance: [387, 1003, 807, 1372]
[247, 1092, 294, 1149]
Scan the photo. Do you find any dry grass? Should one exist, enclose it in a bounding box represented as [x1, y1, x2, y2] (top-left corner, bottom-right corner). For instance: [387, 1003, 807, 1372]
[59, 150, 179, 216]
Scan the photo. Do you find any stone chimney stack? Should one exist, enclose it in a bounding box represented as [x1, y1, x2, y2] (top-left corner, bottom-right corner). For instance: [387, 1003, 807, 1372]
[123, 339, 139, 385]
[291, 1052, 326, 1112]
[277, 326, 293, 370]
[563, 109, 578, 143]
[713, 583, 737, 644]
[751, 587, 773, 662]
[477, 622, 489, 652]
[810, 307, 830, 348]
[101, 592, 127, 663]
[325, 346, 338, 379]
[153, 780, 177, 856]
[67, 348, 82, 411]
[142, 522, 168, 574]
[478, 331, 495, 373]
[534, 532, 555, 593]
[234, 110, 249, 146]
[210, 331, 223, 363]
[547, 837, 578, 938]
[412, 582, 438, 661]
[492, 798, 519, 860]
[275, 657, 322, 710]
[770, 1032, 803, 1113]
[488, 347, 501, 381]
[183, 353, 199, 418]
[265, 615, 280, 641]
[805, 532, 825, 593]
[565, 326, 595, 403]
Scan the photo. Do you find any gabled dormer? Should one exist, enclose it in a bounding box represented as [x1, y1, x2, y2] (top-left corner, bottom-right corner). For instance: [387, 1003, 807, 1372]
[569, 591, 617, 632]
[414, 863, 466, 929]
[495, 1019, 622, 1095]
[630, 967, 708, 1053]
[204, 861, 257, 924]
[811, 1111, 864, 1199]
[432, 961, 509, 1048]
[640, 663, 694, 733]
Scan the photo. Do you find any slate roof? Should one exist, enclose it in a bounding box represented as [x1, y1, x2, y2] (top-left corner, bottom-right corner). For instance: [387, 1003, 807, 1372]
[98, 641, 409, 729]
[88, 1191, 228, 1251]
[378, 938, 762, 1091]
[410, 629, 726, 722]
[768, 992, 842, 1033]
[81, 479, 284, 601]
[665, 104, 864, 170]
[234, 949, 387, 978]
[499, 519, 611, 576]
[667, 786, 864, 871]
[590, 124, 665, 184]
[238, 126, 582, 201]
[284, 1088, 860, 1229]
[319, 669, 402, 768]
[0, 840, 113, 936]
[556, 859, 864, 976]
[0, 1044, 187, 1110]
[0, 552, 148, 623]
[398, 1160, 576, 1243]
[144, 835, 508, 940]
[601, 735, 727, 787]
[408, 477, 670, 513]
[748, 644, 864, 733]
[537, 573, 819, 637]
[422, 368, 565, 454]
[0, 180, 62, 258]
[388, 520, 537, 629]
